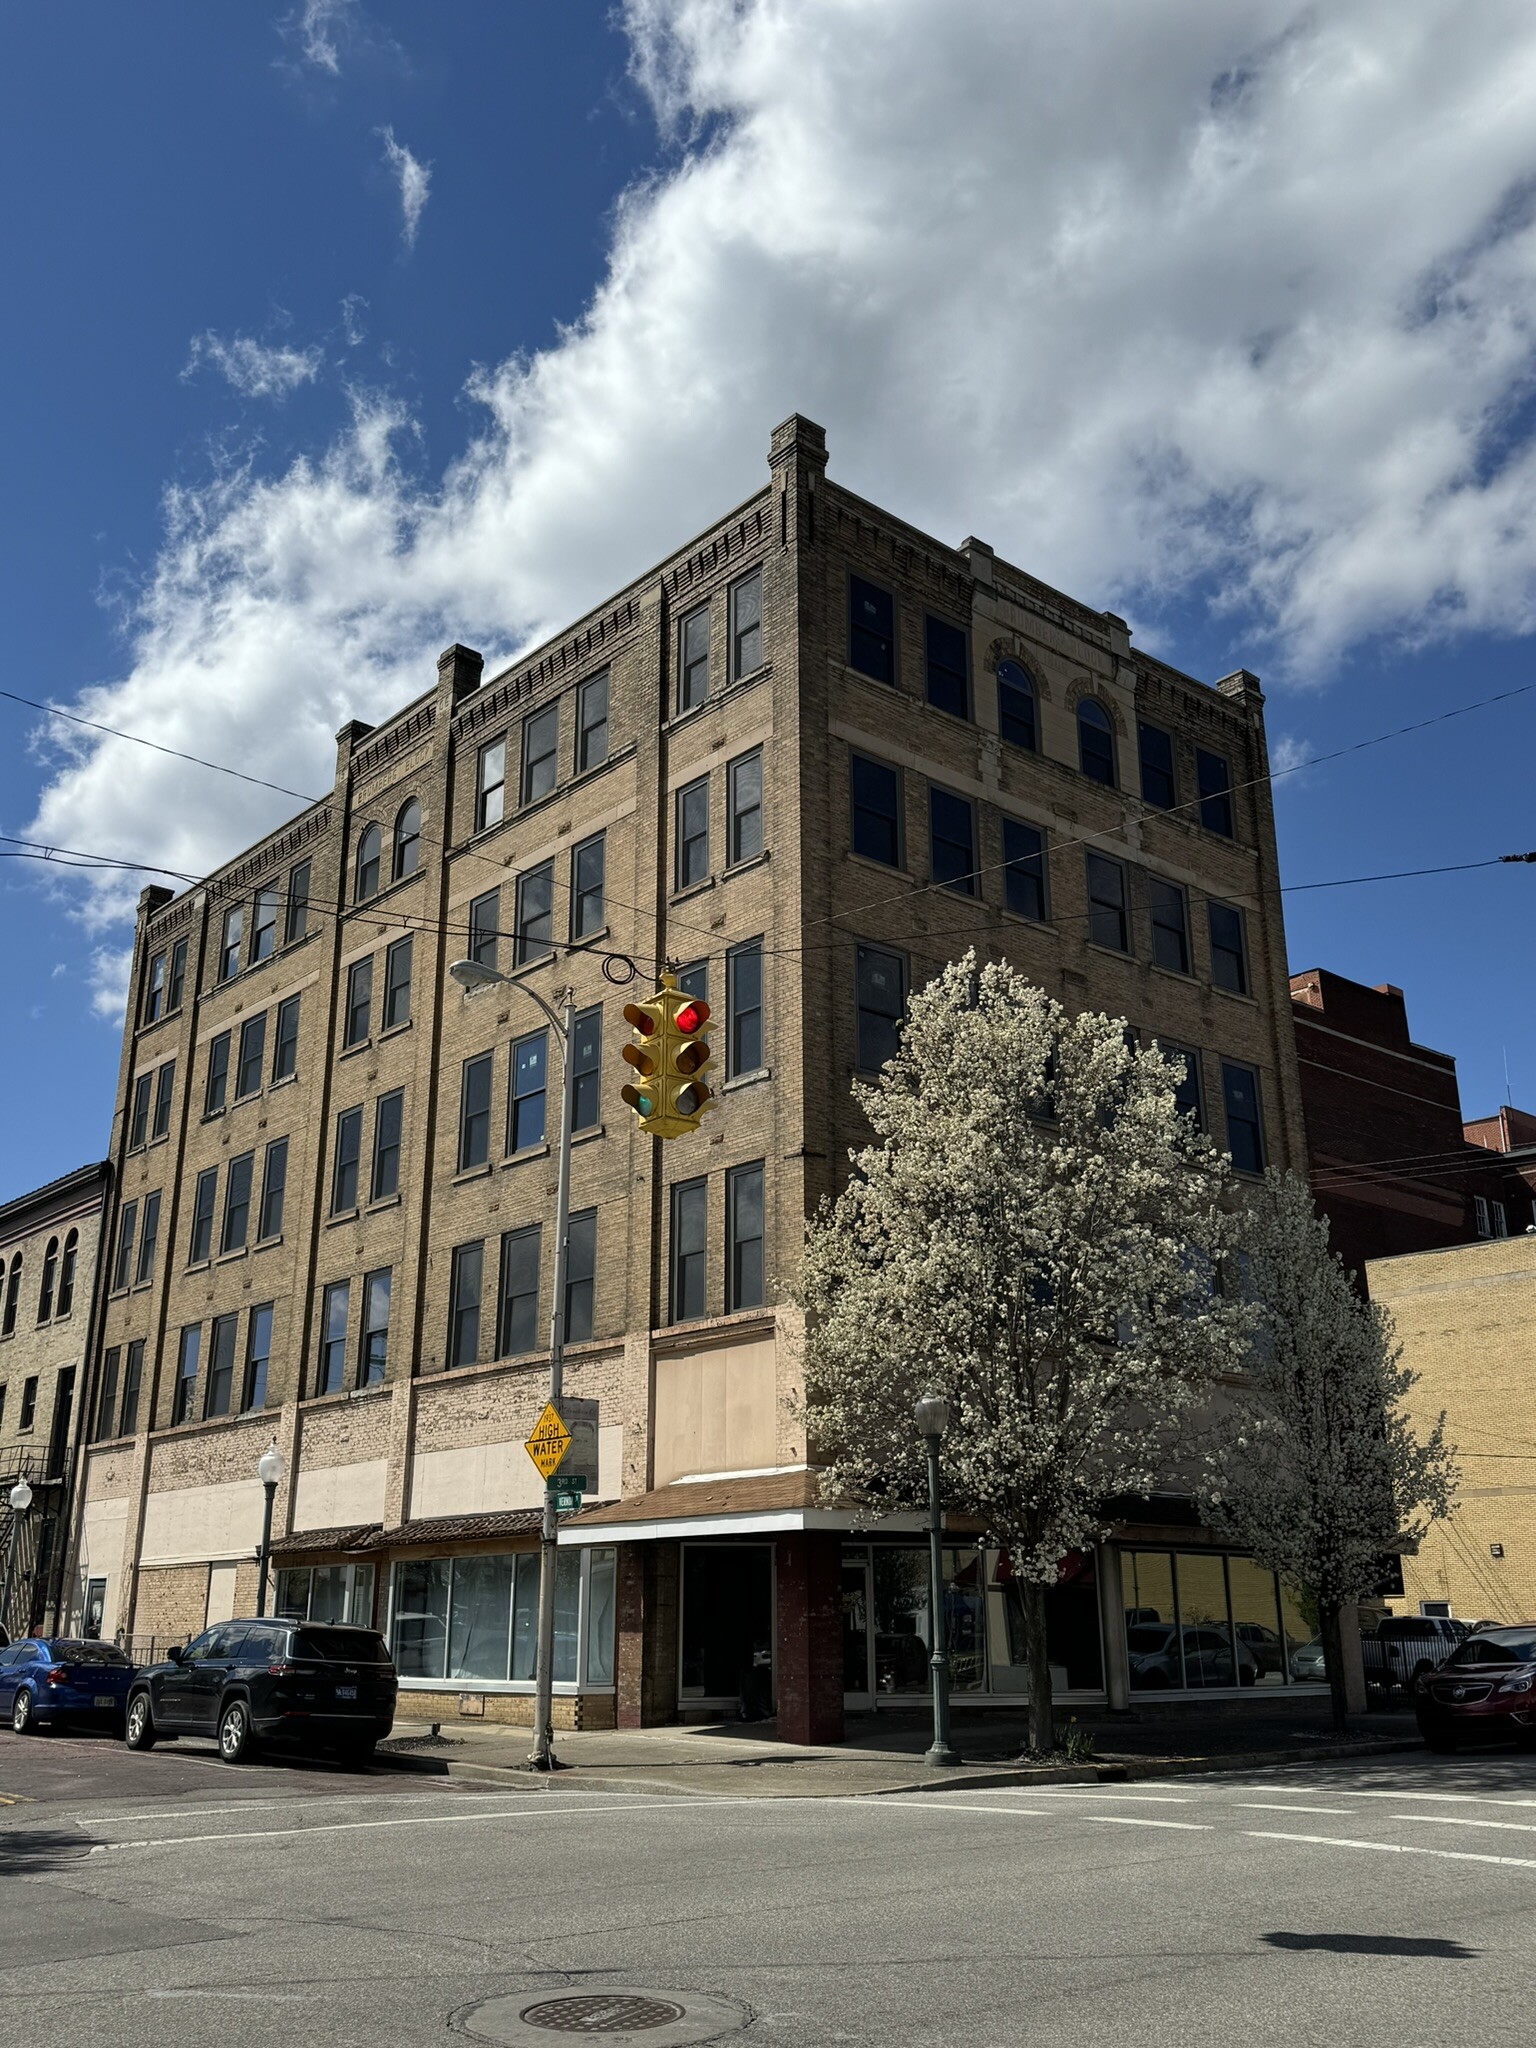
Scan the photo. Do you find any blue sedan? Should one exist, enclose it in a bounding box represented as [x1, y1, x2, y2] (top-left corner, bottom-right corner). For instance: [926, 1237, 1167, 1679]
[0, 1637, 134, 1734]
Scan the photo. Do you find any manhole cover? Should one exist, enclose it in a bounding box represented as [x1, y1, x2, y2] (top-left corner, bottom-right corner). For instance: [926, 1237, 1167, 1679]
[522, 1995, 685, 2032]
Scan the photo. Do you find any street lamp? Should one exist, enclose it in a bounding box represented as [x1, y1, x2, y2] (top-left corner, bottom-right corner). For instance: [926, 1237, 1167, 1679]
[914, 1394, 961, 1769]
[2, 1477, 34, 1636]
[450, 956, 577, 1772]
[256, 1443, 285, 1618]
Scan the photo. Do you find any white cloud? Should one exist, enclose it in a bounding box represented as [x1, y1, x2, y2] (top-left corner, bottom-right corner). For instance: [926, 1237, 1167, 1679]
[282, 0, 354, 75]
[379, 127, 430, 247]
[29, 0, 1536, 957]
[1268, 734, 1313, 780]
[183, 332, 323, 399]
[339, 294, 368, 348]
[88, 947, 132, 1023]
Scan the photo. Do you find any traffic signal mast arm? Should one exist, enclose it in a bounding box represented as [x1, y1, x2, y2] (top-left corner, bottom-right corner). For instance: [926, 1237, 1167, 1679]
[620, 973, 714, 1138]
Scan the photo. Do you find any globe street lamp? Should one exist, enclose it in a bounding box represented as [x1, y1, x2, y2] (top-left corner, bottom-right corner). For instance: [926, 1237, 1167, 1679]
[914, 1394, 960, 1768]
[2, 1477, 34, 1636]
[256, 1443, 285, 1618]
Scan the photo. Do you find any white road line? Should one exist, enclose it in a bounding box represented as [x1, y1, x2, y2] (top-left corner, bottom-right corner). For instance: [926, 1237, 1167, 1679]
[1390, 1814, 1536, 1834]
[1027, 1791, 1191, 1804]
[1248, 1829, 1536, 1870]
[87, 1796, 753, 1853]
[1347, 1790, 1536, 1807]
[72, 1788, 586, 1828]
[878, 1799, 1051, 1816]
[1233, 1803, 1358, 1815]
[1085, 1816, 1213, 1831]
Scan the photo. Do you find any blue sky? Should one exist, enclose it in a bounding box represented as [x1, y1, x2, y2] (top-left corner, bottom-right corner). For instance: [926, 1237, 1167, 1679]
[3, 0, 1535, 1201]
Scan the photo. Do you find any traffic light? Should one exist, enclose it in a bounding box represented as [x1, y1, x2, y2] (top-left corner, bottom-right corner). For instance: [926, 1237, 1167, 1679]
[619, 975, 714, 1137]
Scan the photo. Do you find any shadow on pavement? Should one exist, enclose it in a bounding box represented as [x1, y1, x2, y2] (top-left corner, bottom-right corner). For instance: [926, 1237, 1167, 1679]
[1264, 1933, 1478, 1959]
[0, 1827, 96, 1875]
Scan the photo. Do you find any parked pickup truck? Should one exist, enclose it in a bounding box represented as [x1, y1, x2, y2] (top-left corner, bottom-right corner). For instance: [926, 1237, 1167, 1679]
[1361, 1614, 1467, 1691]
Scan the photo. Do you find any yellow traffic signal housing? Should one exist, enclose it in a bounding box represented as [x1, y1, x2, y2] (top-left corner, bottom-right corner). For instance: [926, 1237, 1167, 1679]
[620, 975, 714, 1137]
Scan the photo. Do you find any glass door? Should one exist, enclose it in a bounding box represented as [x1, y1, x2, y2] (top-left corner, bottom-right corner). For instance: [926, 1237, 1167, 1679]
[842, 1546, 873, 1702]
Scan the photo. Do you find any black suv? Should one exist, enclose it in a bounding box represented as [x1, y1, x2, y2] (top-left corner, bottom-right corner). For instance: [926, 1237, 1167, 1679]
[124, 1618, 397, 1764]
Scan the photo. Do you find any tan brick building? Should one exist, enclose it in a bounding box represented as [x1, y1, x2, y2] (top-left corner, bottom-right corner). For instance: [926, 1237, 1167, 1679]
[1367, 1235, 1536, 1627]
[72, 416, 1319, 1738]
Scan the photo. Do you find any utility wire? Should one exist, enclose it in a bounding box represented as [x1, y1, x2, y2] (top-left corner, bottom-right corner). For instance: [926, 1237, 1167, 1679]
[0, 689, 324, 804]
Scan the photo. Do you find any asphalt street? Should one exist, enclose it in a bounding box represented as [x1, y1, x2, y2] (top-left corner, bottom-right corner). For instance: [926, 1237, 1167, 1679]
[3, 1729, 1534, 2047]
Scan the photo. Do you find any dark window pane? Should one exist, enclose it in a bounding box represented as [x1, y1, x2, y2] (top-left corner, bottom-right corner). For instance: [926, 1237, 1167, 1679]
[1198, 749, 1234, 836]
[449, 1242, 484, 1368]
[1139, 723, 1176, 809]
[1156, 1040, 1204, 1127]
[578, 671, 609, 772]
[478, 738, 506, 830]
[206, 1314, 238, 1418]
[522, 703, 560, 806]
[167, 937, 188, 1010]
[393, 799, 421, 881]
[929, 788, 976, 893]
[345, 957, 373, 1048]
[119, 1340, 143, 1436]
[173, 1324, 200, 1424]
[727, 940, 763, 1078]
[219, 905, 243, 981]
[361, 1270, 390, 1387]
[332, 1108, 362, 1213]
[565, 1209, 596, 1343]
[1002, 818, 1046, 921]
[850, 755, 900, 866]
[849, 576, 894, 684]
[679, 606, 710, 711]
[135, 1192, 161, 1285]
[498, 1226, 541, 1357]
[572, 1006, 602, 1132]
[727, 1162, 765, 1311]
[221, 1154, 253, 1253]
[129, 1075, 151, 1149]
[1078, 699, 1116, 785]
[1086, 851, 1128, 952]
[355, 825, 380, 902]
[1222, 1062, 1265, 1174]
[95, 1348, 120, 1441]
[242, 1304, 273, 1411]
[273, 995, 300, 1082]
[459, 1054, 492, 1170]
[372, 1090, 403, 1200]
[236, 1013, 266, 1098]
[670, 1179, 707, 1322]
[925, 615, 968, 718]
[112, 1203, 137, 1290]
[146, 1065, 167, 1146]
[259, 1138, 288, 1239]
[205, 1033, 229, 1116]
[571, 834, 605, 938]
[319, 1281, 349, 1395]
[677, 960, 708, 1004]
[383, 935, 412, 1029]
[251, 887, 278, 962]
[728, 750, 763, 865]
[1208, 902, 1249, 994]
[144, 952, 165, 1023]
[515, 862, 554, 964]
[509, 1031, 547, 1153]
[189, 1169, 217, 1264]
[1149, 877, 1190, 974]
[284, 863, 310, 945]
[997, 659, 1037, 750]
[677, 778, 709, 888]
[730, 571, 763, 679]
[468, 889, 500, 969]
[856, 946, 905, 1070]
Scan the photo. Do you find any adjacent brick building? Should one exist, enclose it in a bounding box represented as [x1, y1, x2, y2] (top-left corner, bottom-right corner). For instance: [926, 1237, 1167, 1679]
[71, 415, 1321, 1738]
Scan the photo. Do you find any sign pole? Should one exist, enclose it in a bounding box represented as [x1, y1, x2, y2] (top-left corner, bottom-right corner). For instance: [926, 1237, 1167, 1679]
[531, 987, 577, 1771]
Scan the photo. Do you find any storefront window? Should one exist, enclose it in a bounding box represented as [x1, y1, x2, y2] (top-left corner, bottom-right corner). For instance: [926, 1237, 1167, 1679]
[394, 1558, 451, 1679]
[449, 1556, 514, 1682]
[990, 1550, 1103, 1694]
[1228, 1554, 1287, 1688]
[584, 1549, 616, 1685]
[1177, 1551, 1235, 1690]
[509, 1551, 581, 1683]
[872, 1549, 931, 1693]
[274, 1562, 375, 1628]
[388, 1548, 612, 1688]
[1123, 1550, 1325, 1691]
[1278, 1575, 1326, 1684]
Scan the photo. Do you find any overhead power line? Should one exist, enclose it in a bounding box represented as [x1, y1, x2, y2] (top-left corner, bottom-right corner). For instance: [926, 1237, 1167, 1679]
[0, 689, 324, 804]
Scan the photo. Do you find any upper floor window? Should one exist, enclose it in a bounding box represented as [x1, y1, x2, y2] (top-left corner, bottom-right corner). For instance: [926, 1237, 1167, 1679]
[361, 1270, 390, 1386]
[1208, 901, 1249, 995]
[129, 1073, 152, 1151]
[1156, 1040, 1204, 1128]
[924, 615, 968, 720]
[331, 1109, 362, 1214]
[678, 606, 709, 712]
[477, 738, 506, 831]
[577, 671, 609, 771]
[1086, 851, 1129, 953]
[205, 1313, 238, 1419]
[259, 1139, 289, 1240]
[1002, 818, 1046, 923]
[236, 1014, 266, 1099]
[136, 1191, 161, 1287]
[392, 798, 421, 881]
[153, 1059, 175, 1139]
[218, 904, 243, 982]
[112, 1202, 138, 1292]
[354, 823, 381, 903]
[36, 1238, 59, 1323]
[929, 788, 976, 894]
[728, 749, 763, 866]
[383, 935, 413, 1030]
[1221, 1061, 1265, 1175]
[318, 1281, 350, 1395]
[372, 1091, 403, 1201]
[571, 834, 605, 939]
[468, 889, 501, 969]
[1138, 723, 1176, 809]
[189, 1169, 218, 1264]
[273, 994, 300, 1082]
[727, 939, 763, 1078]
[1, 1254, 21, 1338]
[676, 778, 709, 891]
[174, 1326, 201, 1425]
[459, 1055, 493, 1171]
[727, 1161, 765, 1312]
[56, 1230, 78, 1318]
[572, 1007, 602, 1132]
[284, 861, 311, 945]
[344, 957, 373, 1048]
[1078, 699, 1116, 786]
[205, 1032, 230, 1116]
[514, 862, 554, 966]
[855, 945, 906, 1072]
[997, 659, 1037, 750]
[565, 1209, 597, 1343]
[522, 703, 560, 807]
[1474, 1195, 1510, 1240]
[850, 755, 901, 867]
[242, 1304, 273, 1412]
[144, 951, 167, 1023]
[730, 570, 763, 680]
[669, 1178, 707, 1323]
[497, 1226, 541, 1358]
[221, 1154, 253, 1253]
[849, 576, 895, 684]
[509, 1031, 548, 1153]
[448, 1242, 483, 1368]
[1197, 749, 1234, 836]
[167, 936, 188, 1012]
[1148, 877, 1190, 975]
[251, 886, 279, 963]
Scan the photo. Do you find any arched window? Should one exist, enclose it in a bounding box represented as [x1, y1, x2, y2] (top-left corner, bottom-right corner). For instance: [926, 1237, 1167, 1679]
[2, 1252, 22, 1337]
[996, 659, 1037, 751]
[355, 824, 381, 903]
[392, 798, 421, 882]
[1077, 698, 1115, 787]
[37, 1236, 59, 1324]
[56, 1228, 78, 1318]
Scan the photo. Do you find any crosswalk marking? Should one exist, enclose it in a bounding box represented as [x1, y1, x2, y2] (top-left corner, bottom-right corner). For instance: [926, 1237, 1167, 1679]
[1248, 1829, 1536, 1870]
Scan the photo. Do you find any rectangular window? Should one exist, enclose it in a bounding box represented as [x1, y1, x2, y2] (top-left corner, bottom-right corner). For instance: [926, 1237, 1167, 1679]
[676, 777, 710, 889]
[251, 886, 279, 963]
[152, 1059, 175, 1139]
[134, 1191, 161, 1286]
[521, 702, 560, 806]
[332, 1107, 362, 1213]
[997, 659, 1037, 749]
[318, 1281, 350, 1395]
[509, 1031, 548, 1153]
[497, 1225, 541, 1357]
[730, 569, 763, 679]
[678, 605, 710, 712]
[1149, 877, 1191, 975]
[284, 860, 311, 944]
[189, 1167, 217, 1264]
[273, 993, 300, 1082]
[514, 861, 554, 965]
[205, 1032, 230, 1116]
[468, 889, 500, 968]
[1156, 1040, 1204, 1128]
[120, 1339, 143, 1436]
[677, 959, 708, 1004]
[572, 1007, 602, 1132]
[218, 905, 243, 982]
[129, 1074, 151, 1150]
[449, 1242, 484, 1368]
[361, 1269, 390, 1386]
[929, 787, 976, 894]
[727, 1162, 765, 1312]
[344, 956, 373, 1047]
[924, 614, 969, 719]
[850, 755, 901, 867]
[848, 575, 895, 684]
[727, 939, 763, 1078]
[1086, 851, 1129, 952]
[670, 1178, 708, 1322]
[571, 833, 605, 939]
[371, 1090, 403, 1201]
[144, 952, 166, 1023]
[18, 1377, 36, 1431]
[205, 1312, 238, 1418]
[167, 936, 188, 1012]
[1002, 818, 1046, 922]
[382, 934, 413, 1030]
[236, 1013, 267, 1098]
[1138, 723, 1176, 809]
[1208, 901, 1249, 995]
[221, 1152, 254, 1252]
[259, 1137, 288, 1239]
[112, 1202, 137, 1292]
[172, 1324, 200, 1425]
[95, 1349, 120, 1441]
[565, 1209, 596, 1343]
[1222, 1061, 1265, 1175]
[477, 737, 506, 830]
[727, 750, 763, 866]
[577, 670, 609, 772]
[855, 945, 906, 1071]
[242, 1304, 273, 1412]
[1197, 749, 1235, 836]
[458, 1054, 492, 1170]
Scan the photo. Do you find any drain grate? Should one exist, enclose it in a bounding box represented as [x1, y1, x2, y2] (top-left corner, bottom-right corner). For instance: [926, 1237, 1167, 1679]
[520, 1995, 687, 2034]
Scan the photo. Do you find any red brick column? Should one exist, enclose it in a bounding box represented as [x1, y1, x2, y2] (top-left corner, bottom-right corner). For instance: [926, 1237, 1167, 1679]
[615, 1544, 646, 1730]
[774, 1532, 844, 1746]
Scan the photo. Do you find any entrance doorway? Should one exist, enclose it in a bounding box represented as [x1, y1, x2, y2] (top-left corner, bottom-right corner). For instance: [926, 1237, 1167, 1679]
[679, 1544, 774, 1716]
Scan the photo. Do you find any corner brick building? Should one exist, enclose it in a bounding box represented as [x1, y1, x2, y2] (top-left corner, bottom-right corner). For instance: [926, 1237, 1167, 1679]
[71, 416, 1322, 1739]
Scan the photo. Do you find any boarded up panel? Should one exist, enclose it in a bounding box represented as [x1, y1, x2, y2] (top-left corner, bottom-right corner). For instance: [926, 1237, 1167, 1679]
[653, 1337, 778, 1487]
[292, 1459, 387, 1532]
[205, 1560, 239, 1625]
[140, 1479, 264, 1566]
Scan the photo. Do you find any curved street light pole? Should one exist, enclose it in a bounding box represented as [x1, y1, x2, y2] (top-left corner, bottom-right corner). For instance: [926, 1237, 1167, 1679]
[2, 1477, 34, 1637]
[256, 1443, 285, 1618]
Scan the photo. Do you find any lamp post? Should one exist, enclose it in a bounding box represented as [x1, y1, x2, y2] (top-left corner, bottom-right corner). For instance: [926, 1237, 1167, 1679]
[256, 1443, 285, 1618]
[2, 1477, 34, 1636]
[914, 1394, 960, 1768]
[450, 957, 576, 1772]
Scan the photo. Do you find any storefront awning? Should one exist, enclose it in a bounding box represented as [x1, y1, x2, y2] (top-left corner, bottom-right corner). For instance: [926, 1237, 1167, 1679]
[559, 1470, 941, 1546]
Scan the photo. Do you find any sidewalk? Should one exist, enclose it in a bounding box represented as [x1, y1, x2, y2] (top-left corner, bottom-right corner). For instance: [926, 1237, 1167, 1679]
[379, 1699, 1422, 1798]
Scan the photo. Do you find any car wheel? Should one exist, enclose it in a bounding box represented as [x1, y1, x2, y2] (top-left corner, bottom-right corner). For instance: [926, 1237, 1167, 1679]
[217, 1698, 256, 1764]
[124, 1692, 157, 1751]
[11, 1688, 35, 1736]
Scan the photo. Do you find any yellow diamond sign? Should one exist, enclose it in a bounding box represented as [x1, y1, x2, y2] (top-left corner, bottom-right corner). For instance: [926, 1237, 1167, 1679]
[524, 1400, 573, 1481]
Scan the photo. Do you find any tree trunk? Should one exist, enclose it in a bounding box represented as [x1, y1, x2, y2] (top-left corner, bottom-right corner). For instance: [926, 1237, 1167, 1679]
[1320, 1599, 1348, 1735]
[1023, 1578, 1054, 1753]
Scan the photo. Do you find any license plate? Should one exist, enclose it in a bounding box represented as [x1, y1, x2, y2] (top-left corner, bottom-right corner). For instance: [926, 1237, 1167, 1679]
[335, 1686, 357, 1700]
[94, 1695, 117, 1708]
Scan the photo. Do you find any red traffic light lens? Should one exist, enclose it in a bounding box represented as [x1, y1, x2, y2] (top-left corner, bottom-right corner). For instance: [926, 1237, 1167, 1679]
[675, 999, 708, 1034]
[623, 1003, 658, 1036]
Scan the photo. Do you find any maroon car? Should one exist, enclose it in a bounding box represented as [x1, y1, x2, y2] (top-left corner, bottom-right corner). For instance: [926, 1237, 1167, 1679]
[1412, 1625, 1536, 1751]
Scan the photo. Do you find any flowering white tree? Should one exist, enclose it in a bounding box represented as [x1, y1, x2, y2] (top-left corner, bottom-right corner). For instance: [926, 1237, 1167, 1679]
[798, 953, 1247, 1753]
[1202, 1169, 1458, 1731]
